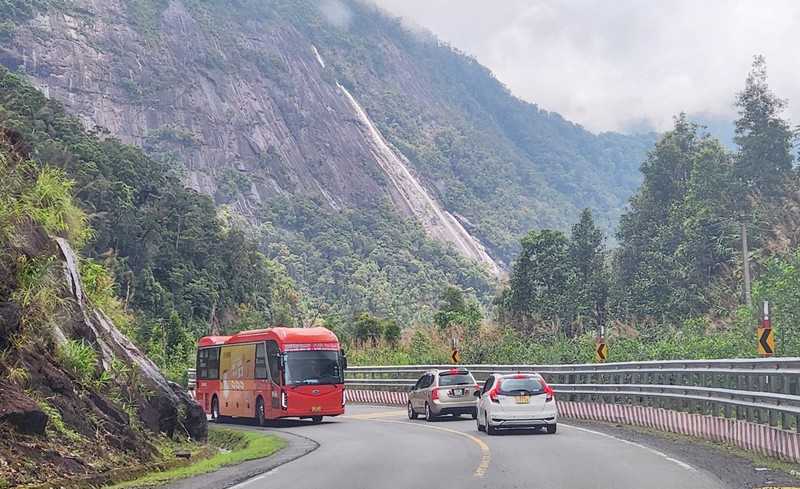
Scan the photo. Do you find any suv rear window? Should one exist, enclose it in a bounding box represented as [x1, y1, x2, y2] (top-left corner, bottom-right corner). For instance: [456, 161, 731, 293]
[438, 373, 474, 386]
[499, 377, 544, 395]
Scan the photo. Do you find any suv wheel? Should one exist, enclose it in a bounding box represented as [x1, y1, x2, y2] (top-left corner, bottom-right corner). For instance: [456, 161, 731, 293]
[477, 413, 485, 432]
[546, 424, 557, 434]
[407, 402, 418, 420]
[425, 402, 435, 422]
[486, 414, 497, 435]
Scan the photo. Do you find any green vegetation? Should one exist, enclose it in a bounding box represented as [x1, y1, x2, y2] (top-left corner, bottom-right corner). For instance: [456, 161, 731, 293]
[0, 68, 303, 382]
[256, 196, 497, 326]
[492, 56, 800, 358]
[56, 339, 97, 385]
[37, 398, 84, 443]
[111, 427, 286, 488]
[345, 57, 800, 365]
[0, 0, 51, 23]
[123, 0, 169, 42]
[498, 208, 609, 338]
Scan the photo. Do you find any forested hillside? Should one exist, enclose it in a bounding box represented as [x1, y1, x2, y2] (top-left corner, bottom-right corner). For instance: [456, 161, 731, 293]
[347, 57, 800, 366]
[484, 58, 800, 361]
[0, 69, 305, 381]
[1, 0, 653, 320]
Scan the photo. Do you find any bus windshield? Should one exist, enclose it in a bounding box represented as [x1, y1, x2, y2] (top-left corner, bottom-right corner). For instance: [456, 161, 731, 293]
[284, 350, 343, 386]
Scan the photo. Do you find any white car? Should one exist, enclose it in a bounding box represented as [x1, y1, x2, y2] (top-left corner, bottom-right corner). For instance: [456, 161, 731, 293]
[476, 373, 558, 435]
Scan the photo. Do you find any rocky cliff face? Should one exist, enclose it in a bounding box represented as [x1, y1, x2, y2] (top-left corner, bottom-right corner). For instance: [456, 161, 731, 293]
[1, 0, 654, 274]
[2, 0, 501, 271]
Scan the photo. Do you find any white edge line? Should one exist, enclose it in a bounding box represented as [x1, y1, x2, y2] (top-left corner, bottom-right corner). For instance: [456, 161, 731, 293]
[562, 423, 695, 471]
[229, 468, 278, 489]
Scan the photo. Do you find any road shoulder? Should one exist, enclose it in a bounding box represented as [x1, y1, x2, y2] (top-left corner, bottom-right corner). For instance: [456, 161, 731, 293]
[161, 429, 318, 489]
[565, 418, 800, 489]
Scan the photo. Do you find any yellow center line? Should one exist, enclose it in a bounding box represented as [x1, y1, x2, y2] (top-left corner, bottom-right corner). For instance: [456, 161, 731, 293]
[345, 411, 490, 478]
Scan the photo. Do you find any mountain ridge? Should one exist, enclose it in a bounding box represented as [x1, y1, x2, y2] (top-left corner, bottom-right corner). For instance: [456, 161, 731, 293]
[1, 0, 655, 319]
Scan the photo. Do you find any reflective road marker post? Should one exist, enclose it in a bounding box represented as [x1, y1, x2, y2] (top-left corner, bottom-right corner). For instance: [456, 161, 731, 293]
[758, 301, 774, 357]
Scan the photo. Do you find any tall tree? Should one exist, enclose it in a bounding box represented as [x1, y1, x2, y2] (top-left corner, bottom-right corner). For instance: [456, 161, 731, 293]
[502, 229, 573, 327]
[615, 115, 702, 319]
[568, 208, 609, 336]
[733, 56, 796, 192]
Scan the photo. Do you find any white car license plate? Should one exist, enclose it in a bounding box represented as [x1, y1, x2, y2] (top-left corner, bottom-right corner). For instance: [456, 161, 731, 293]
[515, 395, 530, 404]
[451, 389, 465, 396]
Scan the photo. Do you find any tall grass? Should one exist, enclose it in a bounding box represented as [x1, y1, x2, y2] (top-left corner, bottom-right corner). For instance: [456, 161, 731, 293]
[346, 317, 758, 367]
[57, 339, 97, 385]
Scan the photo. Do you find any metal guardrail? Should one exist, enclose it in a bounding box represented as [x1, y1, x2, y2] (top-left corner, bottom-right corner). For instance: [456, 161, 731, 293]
[345, 359, 800, 432]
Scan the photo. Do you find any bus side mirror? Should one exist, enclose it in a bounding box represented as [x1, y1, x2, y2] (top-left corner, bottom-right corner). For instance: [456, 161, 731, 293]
[276, 354, 285, 371]
[340, 349, 348, 370]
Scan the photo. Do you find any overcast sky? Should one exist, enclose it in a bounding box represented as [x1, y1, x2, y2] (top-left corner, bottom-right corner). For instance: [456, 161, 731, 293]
[369, 0, 800, 135]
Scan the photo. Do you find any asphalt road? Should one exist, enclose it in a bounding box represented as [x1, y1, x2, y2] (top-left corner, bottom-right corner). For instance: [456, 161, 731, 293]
[176, 404, 736, 489]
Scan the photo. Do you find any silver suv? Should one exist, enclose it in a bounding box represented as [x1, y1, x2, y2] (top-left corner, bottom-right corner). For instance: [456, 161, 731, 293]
[407, 369, 479, 421]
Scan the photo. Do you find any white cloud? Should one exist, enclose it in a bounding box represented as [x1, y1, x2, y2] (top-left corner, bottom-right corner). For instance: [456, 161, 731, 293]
[318, 0, 353, 28]
[370, 0, 800, 134]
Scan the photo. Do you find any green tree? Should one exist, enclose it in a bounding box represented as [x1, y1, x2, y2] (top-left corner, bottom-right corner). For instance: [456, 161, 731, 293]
[502, 229, 573, 326]
[433, 285, 482, 332]
[733, 56, 797, 193]
[352, 312, 384, 342]
[567, 208, 609, 336]
[615, 115, 710, 320]
[383, 320, 401, 345]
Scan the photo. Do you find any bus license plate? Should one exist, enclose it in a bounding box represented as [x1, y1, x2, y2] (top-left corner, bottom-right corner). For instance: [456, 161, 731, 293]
[515, 396, 530, 404]
[312, 406, 322, 412]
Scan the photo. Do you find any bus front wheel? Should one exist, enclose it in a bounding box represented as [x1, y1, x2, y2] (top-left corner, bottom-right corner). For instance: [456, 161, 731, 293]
[311, 416, 323, 424]
[256, 397, 267, 427]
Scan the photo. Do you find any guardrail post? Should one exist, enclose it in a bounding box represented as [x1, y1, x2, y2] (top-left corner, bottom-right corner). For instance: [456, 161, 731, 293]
[757, 375, 767, 424]
[747, 374, 755, 422]
[735, 375, 744, 419]
[671, 373, 680, 412]
[710, 373, 719, 417]
[782, 375, 792, 429]
[723, 374, 732, 418]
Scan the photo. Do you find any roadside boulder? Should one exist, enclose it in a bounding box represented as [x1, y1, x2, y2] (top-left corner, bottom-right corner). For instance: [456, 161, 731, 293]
[170, 381, 207, 441]
[0, 384, 48, 436]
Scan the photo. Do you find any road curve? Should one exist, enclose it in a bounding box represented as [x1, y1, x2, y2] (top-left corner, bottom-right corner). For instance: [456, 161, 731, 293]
[186, 404, 730, 489]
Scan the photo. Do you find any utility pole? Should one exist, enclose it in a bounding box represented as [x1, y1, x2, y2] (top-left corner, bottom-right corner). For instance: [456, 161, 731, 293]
[740, 214, 752, 307]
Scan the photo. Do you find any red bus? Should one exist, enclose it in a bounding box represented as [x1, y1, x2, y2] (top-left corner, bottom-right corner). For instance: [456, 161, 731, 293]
[194, 327, 347, 425]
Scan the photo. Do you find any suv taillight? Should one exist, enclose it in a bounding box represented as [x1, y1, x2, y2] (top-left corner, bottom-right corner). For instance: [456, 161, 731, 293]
[540, 377, 554, 402]
[489, 380, 501, 403]
[431, 387, 439, 400]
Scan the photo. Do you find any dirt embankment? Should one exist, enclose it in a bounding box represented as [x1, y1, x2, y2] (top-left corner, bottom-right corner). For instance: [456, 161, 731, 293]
[0, 129, 206, 487]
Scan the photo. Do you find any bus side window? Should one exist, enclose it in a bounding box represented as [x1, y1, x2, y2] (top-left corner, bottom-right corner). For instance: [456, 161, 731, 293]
[255, 342, 268, 379]
[198, 347, 220, 380]
[266, 340, 281, 385]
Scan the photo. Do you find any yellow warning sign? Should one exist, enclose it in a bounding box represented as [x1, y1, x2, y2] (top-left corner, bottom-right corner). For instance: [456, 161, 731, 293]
[450, 349, 460, 364]
[595, 342, 607, 362]
[758, 327, 774, 356]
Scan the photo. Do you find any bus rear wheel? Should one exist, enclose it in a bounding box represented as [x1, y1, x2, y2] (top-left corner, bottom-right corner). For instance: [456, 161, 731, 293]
[256, 398, 267, 427]
[211, 396, 220, 423]
[311, 416, 323, 424]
